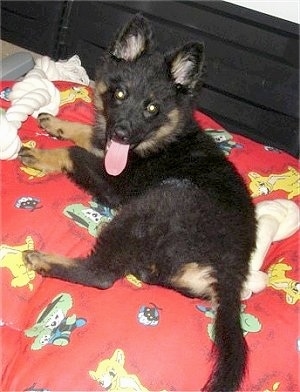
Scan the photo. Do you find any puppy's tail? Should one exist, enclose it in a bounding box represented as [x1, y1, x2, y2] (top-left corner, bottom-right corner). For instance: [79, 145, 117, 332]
[203, 285, 247, 392]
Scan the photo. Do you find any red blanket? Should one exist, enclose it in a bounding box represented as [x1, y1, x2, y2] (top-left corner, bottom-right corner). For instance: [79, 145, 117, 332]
[1, 81, 299, 391]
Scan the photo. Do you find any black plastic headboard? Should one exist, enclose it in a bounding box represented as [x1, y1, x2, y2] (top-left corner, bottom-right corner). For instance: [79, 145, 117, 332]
[2, 1, 299, 157]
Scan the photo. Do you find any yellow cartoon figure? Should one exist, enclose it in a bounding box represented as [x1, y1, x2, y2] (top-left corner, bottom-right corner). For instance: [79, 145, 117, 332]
[89, 349, 157, 391]
[126, 274, 143, 288]
[0, 236, 36, 290]
[20, 166, 46, 179]
[248, 166, 300, 199]
[264, 381, 280, 392]
[22, 140, 36, 149]
[268, 259, 300, 304]
[60, 86, 92, 106]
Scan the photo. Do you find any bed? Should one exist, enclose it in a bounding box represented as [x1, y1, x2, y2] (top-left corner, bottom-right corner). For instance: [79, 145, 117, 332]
[1, 72, 299, 391]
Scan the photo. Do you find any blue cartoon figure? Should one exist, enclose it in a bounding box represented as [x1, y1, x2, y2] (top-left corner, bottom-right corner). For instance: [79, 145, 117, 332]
[15, 196, 42, 211]
[138, 303, 160, 326]
[0, 87, 12, 101]
[205, 129, 243, 156]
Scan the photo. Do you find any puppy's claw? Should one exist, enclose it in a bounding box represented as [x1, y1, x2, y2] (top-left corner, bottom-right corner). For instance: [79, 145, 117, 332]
[37, 113, 63, 138]
[37, 113, 54, 129]
[18, 147, 39, 166]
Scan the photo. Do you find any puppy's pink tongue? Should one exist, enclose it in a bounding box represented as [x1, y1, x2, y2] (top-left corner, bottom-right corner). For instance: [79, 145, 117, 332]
[104, 140, 130, 176]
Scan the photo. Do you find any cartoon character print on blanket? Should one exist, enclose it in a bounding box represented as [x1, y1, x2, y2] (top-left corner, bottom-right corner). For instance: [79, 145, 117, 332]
[263, 382, 281, 392]
[137, 303, 161, 327]
[24, 383, 50, 392]
[59, 86, 92, 106]
[15, 196, 43, 211]
[89, 349, 167, 391]
[204, 128, 243, 156]
[25, 293, 87, 350]
[0, 86, 12, 101]
[196, 304, 262, 341]
[268, 258, 300, 304]
[125, 274, 143, 288]
[57, 84, 94, 124]
[19, 165, 47, 181]
[248, 166, 300, 199]
[63, 200, 116, 237]
[0, 236, 36, 290]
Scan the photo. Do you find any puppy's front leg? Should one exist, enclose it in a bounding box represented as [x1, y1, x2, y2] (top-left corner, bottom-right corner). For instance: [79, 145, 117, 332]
[19, 146, 73, 173]
[38, 113, 97, 152]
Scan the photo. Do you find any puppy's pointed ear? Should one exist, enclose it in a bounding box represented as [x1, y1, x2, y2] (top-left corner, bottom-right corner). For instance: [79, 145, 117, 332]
[166, 43, 205, 89]
[110, 14, 152, 61]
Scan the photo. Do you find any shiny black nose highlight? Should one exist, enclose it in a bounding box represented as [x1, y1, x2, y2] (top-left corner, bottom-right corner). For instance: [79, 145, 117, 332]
[113, 127, 130, 143]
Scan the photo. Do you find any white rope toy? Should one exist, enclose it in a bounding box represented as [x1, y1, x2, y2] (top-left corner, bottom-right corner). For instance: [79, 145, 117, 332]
[0, 55, 89, 160]
[241, 199, 299, 300]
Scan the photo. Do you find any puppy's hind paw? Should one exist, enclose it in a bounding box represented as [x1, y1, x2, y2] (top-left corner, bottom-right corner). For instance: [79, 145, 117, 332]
[23, 250, 52, 275]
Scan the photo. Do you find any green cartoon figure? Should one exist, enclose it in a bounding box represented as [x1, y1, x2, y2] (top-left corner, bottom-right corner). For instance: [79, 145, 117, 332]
[25, 293, 86, 350]
[197, 304, 261, 340]
[205, 129, 243, 156]
[63, 200, 116, 237]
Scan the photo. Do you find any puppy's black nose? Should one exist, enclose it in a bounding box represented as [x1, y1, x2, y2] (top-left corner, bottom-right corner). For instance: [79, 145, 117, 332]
[113, 127, 130, 143]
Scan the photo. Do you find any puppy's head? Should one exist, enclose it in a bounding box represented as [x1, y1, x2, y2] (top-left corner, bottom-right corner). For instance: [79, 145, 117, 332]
[94, 14, 205, 175]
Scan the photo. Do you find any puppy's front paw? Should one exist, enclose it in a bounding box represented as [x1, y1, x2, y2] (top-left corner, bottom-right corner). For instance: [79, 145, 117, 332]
[18, 147, 69, 173]
[23, 250, 52, 275]
[18, 147, 44, 168]
[37, 113, 64, 138]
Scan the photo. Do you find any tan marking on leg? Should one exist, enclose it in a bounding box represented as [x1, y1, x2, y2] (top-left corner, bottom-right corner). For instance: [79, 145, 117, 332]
[23, 250, 73, 274]
[19, 147, 73, 173]
[171, 262, 217, 298]
[58, 122, 94, 151]
[38, 114, 95, 151]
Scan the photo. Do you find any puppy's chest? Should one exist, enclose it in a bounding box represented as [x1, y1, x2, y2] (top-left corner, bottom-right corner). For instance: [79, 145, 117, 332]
[105, 133, 218, 199]
[108, 154, 199, 201]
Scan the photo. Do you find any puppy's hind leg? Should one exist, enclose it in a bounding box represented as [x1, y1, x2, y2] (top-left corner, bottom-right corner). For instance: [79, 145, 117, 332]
[22, 251, 119, 289]
[170, 262, 217, 302]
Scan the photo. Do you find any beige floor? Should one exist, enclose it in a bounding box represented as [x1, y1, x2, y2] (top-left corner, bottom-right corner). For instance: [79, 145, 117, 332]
[1, 39, 39, 59]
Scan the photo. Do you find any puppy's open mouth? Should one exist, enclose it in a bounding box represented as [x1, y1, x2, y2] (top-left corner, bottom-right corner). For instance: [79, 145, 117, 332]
[104, 139, 130, 176]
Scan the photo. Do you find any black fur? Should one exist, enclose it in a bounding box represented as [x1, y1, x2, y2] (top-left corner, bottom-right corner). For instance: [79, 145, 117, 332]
[23, 15, 256, 392]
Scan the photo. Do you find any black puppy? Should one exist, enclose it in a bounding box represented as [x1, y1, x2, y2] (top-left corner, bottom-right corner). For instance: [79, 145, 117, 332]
[20, 15, 256, 392]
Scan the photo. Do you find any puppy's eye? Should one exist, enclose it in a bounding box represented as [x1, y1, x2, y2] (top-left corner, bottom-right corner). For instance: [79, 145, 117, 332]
[146, 103, 159, 115]
[114, 89, 126, 100]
